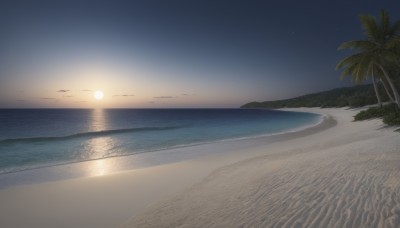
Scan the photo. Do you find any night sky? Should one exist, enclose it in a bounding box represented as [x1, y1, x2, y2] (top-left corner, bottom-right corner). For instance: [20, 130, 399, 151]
[1, 0, 399, 108]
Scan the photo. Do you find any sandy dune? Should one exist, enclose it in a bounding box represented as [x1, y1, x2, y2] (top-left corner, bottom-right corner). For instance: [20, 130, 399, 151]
[123, 108, 400, 228]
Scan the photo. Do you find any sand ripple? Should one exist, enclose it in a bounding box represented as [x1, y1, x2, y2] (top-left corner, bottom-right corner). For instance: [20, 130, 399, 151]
[124, 113, 400, 228]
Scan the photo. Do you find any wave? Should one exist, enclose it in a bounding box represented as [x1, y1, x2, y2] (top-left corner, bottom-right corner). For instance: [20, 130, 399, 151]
[0, 126, 180, 145]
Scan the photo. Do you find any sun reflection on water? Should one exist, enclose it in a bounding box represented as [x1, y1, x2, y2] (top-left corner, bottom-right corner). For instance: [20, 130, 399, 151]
[89, 108, 107, 132]
[92, 159, 107, 176]
[84, 109, 115, 177]
[84, 137, 115, 176]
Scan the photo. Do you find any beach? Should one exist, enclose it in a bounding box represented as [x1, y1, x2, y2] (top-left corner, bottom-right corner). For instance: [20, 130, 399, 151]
[0, 107, 399, 228]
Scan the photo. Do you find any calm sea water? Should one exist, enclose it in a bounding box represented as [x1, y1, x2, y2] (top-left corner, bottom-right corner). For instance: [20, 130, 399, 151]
[0, 109, 320, 174]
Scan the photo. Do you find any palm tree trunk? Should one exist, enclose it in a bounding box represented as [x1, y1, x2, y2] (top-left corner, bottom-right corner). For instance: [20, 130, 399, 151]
[379, 78, 395, 103]
[378, 64, 400, 108]
[371, 74, 382, 107]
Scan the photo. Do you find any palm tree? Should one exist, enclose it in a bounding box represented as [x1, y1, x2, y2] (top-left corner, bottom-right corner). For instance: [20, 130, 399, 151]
[379, 74, 395, 103]
[336, 10, 400, 108]
[336, 50, 383, 106]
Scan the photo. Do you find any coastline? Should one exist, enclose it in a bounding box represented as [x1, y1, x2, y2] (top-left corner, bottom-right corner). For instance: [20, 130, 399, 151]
[0, 108, 321, 177]
[0, 109, 325, 189]
[123, 107, 400, 228]
[1, 107, 399, 228]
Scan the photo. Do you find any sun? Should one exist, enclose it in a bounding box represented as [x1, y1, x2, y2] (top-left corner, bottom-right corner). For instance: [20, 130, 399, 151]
[94, 90, 104, 100]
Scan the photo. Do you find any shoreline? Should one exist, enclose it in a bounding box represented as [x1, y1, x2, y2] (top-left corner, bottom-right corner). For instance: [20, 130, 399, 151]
[123, 108, 400, 228]
[0, 108, 321, 177]
[0, 110, 328, 189]
[1, 107, 399, 228]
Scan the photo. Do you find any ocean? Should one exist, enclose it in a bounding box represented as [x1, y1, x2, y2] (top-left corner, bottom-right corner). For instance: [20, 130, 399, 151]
[0, 109, 321, 174]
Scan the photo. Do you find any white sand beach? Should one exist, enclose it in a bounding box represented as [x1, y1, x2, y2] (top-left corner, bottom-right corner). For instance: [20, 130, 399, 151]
[0, 108, 399, 228]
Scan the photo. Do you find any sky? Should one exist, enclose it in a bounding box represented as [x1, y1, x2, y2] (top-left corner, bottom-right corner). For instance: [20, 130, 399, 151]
[0, 0, 399, 108]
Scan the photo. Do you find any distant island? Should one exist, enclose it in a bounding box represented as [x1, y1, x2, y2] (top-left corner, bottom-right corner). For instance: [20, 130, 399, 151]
[241, 84, 389, 109]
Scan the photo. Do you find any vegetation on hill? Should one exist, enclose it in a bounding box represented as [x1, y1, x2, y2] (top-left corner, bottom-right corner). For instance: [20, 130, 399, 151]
[241, 83, 400, 126]
[241, 84, 390, 109]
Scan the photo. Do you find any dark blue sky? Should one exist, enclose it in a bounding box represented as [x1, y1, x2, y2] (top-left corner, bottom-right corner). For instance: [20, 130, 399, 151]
[1, 0, 399, 108]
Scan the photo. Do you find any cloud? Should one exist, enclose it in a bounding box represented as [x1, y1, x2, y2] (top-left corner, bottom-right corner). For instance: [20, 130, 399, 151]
[40, 97, 58, 102]
[57, 90, 69, 92]
[81, 89, 91, 92]
[153, 96, 176, 99]
[15, 99, 27, 102]
[181, 93, 196, 96]
[40, 97, 56, 100]
[63, 95, 74, 98]
[113, 94, 135, 97]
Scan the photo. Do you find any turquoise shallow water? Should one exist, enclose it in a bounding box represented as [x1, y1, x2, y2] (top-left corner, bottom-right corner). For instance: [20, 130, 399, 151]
[0, 109, 320, 174]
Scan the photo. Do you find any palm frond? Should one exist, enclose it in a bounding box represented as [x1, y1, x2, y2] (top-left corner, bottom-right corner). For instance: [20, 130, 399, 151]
[359, 14, 379, 41]
[337, 52, 374, 84]
[340, 63, 358, 78]
[336, 53, 364, 70]
[380, 10, 390, 34]
[338, 40, 375, 51]
[381, 49, 400, 64]
[371, 64, 382, 78]
[341, 63, 366, 84]
[352, 55, 370, 83]
[385, 37, 400, 50]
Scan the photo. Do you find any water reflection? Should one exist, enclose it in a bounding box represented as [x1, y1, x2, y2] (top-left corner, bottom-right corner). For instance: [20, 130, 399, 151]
[84, 137, 116, 176]
[91, 159, 107, 176]
[89, 108, 107, 132]
[84, 109, 115, 177]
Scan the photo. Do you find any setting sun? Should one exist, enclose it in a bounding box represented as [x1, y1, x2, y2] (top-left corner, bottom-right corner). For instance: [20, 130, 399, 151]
[94, 90, 104, 100]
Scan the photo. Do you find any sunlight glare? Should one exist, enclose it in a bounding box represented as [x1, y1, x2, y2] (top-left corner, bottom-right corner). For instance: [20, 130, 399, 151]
[94, 90, 104, 100]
